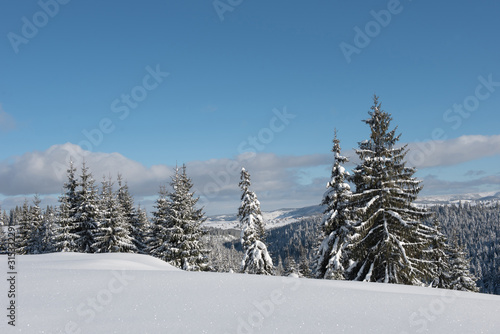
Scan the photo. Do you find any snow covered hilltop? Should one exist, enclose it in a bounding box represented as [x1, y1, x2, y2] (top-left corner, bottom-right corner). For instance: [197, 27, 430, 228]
[2, 252, 499, 333]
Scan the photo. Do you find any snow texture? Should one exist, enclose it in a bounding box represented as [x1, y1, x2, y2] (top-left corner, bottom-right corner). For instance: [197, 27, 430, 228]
[1, 253, 499, 333]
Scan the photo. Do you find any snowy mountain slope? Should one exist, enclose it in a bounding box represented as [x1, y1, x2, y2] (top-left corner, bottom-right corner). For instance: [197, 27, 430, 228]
[203, 205, 324, 230]
[414, 191, 500, 205]
[2, 253, 499, 333]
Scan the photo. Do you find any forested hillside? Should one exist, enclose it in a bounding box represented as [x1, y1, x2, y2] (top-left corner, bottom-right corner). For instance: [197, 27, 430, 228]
[433, 202, 500, 294]
[239, 202, 499, 294]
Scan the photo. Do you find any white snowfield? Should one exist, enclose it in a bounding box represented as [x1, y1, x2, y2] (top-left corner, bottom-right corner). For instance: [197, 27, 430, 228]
[1, 253, 499, 334]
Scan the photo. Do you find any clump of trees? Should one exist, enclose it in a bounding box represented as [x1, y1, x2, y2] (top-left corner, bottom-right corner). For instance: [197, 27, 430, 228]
[313, 95, 478, 291]
[2, 161, 208, 272]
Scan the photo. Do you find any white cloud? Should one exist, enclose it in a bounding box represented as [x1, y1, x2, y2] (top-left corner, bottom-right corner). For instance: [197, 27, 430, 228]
[0, 143, 173, 197]
[0, 144, 331, 214]
[406, 134, 500, 168]
[420, 174, 500, 195]
[0, 104, 16, 133]
[1, 134, 500, 214]
[188, 152, 331, 214]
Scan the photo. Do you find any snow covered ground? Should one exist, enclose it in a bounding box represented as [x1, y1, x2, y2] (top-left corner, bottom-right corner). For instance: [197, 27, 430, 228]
[1, 253, 499, 333]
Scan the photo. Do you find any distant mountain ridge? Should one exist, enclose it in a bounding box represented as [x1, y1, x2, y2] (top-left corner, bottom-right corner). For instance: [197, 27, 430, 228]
[204, 205, 324, 230]
[414, 190, 500, 205]
[204, 191, 500, 230]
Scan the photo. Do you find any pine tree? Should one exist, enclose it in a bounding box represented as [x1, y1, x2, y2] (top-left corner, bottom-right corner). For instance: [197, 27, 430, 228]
[283, 254, 298, 277]
[149, 166, 208, 271]
[74, 162, 99, 253]
[134, 206, 150, 254]
[16, 199, 31, 255]
[24, 195, 45, 254]
[347, 95, 434, 285]
[148, 185, 172, 261]
[275, 256, 285, 276]
[447, 238, 479, 292]
[165, 165, 208, 271]
[314, 129, 353, 280]
[427, 219, 452, 289]
[54, 161, 79, 252]
[238, 168, 273, 275]
[2, 210, 8, 226]
[298, 250, 311, 278]
[93, 178, 137, 253]
[116, 174, 144, 252]
[41, 206, 57, 253]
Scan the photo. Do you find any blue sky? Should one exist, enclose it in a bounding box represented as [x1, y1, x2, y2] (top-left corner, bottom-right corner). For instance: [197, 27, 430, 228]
[1, 0, 500, 214]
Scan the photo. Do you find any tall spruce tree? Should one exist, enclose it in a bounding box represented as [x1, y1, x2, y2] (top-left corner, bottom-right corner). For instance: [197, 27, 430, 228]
[116, 175, 145, 253]
[148, 185, 172, 261]
[134, 206, 150, 254]
[41, 205, 57, 253]
[238, 168, 273, 275]
[275, 256, 285, 276]
[16, 199, 31, 255]
[427, 219, 452, 289]
[93, 178, 136, 253]
[283, 254, 298, 277]
[447, 238, 479, 292]
[54, 161, 79, 252]
[347, 96, 434, 285]
[314, 130, 353, 280]
[165, 165, 208, 271]
[74, 162, 100, 253]
[298, 250, 311, 278]
[24, 195, 45, 254]
[149, 166, 208, 271]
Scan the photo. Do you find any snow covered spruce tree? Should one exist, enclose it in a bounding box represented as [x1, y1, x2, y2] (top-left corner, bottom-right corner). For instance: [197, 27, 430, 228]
[447, 238, 479, 292]
[283, 254, 298, 277]
[167, 165, 208, 270]
[54, 161, 79, 252]
[15, 199, 31, 255]
[148, 185, 171, 261]
[427, 219, 452, 289]
[238, 168, 273, 275]
[92, 178, 136, 253]
[347, 96, 435, 285]
[134, 205, 151, 254]
[41, 206, 57, 253]
[24, 195, 45, 254]
[74, 162, 100, 253]
[298, 251, 312, 278]
[314, 130, 353, 280]
[116, 175, 145, 253]
[149, 165, 208, 271]
[427, 222, 478, 291]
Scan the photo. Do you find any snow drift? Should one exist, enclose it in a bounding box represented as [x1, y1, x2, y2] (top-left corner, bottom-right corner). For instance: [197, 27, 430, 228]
[1, 253, 499, 333]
